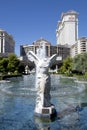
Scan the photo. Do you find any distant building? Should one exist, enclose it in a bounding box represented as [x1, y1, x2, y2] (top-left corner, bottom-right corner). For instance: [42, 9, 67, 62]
[70, 43, 77, 58]
[20, 38, 70, 69]
[71, 37, 87, 57]
[56, 10, 87, 58]
[77, 37, 87, 54]
[20, 38, 57, 59]
[0, 29, 15, 57]
[20, 38, 58, 68]
[56, 10, 78, 46]
[57, 44, 70, 60]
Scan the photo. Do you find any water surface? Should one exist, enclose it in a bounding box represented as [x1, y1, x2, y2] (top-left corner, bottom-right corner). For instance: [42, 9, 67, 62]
[0, 74, 87, 130]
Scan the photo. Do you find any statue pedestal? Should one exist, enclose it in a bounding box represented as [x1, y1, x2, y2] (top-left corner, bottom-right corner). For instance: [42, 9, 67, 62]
[34, 105, 57, 118]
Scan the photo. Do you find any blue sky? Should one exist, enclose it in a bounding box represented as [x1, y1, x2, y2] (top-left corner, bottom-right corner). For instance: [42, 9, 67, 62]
[0, 0, 87, 56]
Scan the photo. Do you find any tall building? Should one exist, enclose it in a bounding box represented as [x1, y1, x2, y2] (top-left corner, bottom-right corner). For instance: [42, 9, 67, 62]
[0, 29, 15, 57]
[70, 43, 77, 58]
[56, 10, 78, 46]
[71, 37, 87, 57]
[77, 37, 87, 54]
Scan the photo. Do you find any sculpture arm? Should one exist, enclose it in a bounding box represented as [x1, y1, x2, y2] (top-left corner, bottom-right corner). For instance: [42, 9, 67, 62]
[49, 54, 57, 67]
[27, 51, 39, 65]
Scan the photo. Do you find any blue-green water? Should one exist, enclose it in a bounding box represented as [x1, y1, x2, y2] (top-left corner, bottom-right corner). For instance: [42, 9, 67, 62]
[0, 75, 87, 130]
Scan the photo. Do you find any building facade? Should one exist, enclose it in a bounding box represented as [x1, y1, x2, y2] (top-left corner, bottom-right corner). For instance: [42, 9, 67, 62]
[77, 37, 87, 54]
[71, 37, 87, 57]
[20, 38, 58, 68]
[0, 29, 15, 57]
[57, 44, 70, 60]
[56, 10, 78, 46]
[20, 38, 70, 65]
[70, 43, 77, 58]
[20, 38, 57, 59]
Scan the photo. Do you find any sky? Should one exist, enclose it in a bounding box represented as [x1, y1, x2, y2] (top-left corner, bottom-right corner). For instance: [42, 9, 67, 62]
[0, 0, 87, 56]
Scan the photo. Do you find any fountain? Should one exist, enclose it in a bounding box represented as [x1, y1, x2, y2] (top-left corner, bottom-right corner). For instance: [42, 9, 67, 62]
[0, 43, 87, 129]
[27, 43, 57, 118]
[0, 71, 87, 129]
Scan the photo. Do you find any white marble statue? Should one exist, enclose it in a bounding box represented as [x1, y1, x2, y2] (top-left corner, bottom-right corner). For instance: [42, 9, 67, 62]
[28, 50, 57, 109]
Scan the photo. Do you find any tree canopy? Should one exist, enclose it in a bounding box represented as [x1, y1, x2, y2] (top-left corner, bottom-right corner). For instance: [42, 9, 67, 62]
[59, 57, 73, 75]
[0, 54, 25, 74]
[59, 53, 87, 75]
[73, 53, 87, 73]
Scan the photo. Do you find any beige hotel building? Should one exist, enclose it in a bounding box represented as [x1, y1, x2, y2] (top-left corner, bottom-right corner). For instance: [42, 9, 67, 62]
[0, 29, 15, 57]
[56, 10, 87, 57]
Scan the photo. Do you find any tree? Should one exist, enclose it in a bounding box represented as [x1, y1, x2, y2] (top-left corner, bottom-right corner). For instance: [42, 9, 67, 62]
[73, 53, 87, 73]
[0, 59, 4, 73]
[7, 53, 20, 73]
[1, 58, 9, 73]
[18, 62, 25, 74]
[59, 57, 73, 75]
[0, 53, 25, 75]
[0, 58, 8, 73]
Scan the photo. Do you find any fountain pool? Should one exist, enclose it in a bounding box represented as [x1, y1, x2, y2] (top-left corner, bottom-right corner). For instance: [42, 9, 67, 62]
[0, 74, 87, 130]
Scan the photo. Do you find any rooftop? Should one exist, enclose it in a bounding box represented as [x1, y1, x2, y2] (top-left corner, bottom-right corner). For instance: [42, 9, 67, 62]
[61, 10, 79, 19]
[33, 38, 51, 46]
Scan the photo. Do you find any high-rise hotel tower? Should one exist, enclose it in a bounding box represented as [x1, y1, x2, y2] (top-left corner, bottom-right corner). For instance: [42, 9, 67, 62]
[56, 10, 78, 46]
[0, 29, 15, 57]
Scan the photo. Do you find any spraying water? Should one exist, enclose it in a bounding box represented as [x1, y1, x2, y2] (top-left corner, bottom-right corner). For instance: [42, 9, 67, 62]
[36, 42, 47, 59]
